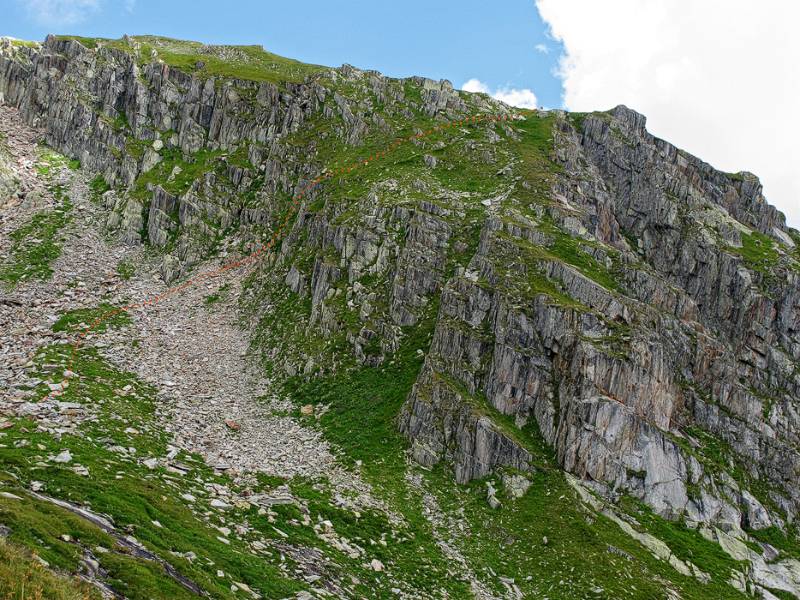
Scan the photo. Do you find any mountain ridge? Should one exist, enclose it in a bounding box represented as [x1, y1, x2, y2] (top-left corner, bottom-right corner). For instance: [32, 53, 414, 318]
[1, 33, 800, 599]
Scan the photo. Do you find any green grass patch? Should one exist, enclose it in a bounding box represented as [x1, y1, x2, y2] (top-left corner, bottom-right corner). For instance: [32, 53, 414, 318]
[59, 35, 326, 84]
[726, 172, 757, 184]
[619, 497, 747, 583]
[36, 148, 80, 175]
[530, 215, 622, 292]
[0, 536, 100, 600]
[428, 467, 748, 599]
[282, 322, 475, 597]
[550, 233, 621, 292]
[727, 230, 779, 275]
[116, 259, 136, 280]
[568, 111, 589, 133]
[89, 175, 111, 204]
[204, 282, 230, 305]
[504, 112, 565, 210]
[748, 526, 800, 561]
[52, 303, 133, 334]
[285, 323, 431, 468]
[7, 38, 40, 48]
[130, 147, 224, 200]
[493, 232, 589, 310]
[112, 111, 130, 131]
[54, 35, 108, 49]
[0, 188, 72, 286]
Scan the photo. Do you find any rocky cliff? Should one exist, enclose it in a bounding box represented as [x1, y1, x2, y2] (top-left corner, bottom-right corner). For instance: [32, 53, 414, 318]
[402, 104, 800, 527]
[3, 34, 800, 599]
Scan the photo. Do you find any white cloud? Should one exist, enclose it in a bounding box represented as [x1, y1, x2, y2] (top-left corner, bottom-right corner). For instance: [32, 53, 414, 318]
[124, 0, 135, 13]
[23, 0, 100, 26]
[462, 78, 491, 95]
[535, 43, 550, 54]
[461, 78, 539, 109]
[492, 88, 539, 110]
[536, 0, 800, 227]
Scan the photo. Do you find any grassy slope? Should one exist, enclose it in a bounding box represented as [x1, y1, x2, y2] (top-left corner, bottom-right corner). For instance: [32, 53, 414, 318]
[56, 35, 326, 84]
[0, 147, 78, 287]
[283, 315, 749, 599]
[0, 191, 72, 286]
[1, 343, 303, 599]
[0, 313, 487, 598]
[0, 537, 100, 600]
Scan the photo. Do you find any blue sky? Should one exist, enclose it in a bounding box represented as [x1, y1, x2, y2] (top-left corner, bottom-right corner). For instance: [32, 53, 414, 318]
[5, 0, 565, 108]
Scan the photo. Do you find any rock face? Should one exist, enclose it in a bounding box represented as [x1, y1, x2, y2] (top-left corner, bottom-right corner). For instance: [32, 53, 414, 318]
[0, 35, 326, 281]
[3, 34, 800, 573]
[401, 104, 800, 537]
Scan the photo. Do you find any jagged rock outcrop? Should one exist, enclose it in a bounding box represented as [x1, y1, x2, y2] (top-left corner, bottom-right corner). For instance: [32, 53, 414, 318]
[0, 35, 329, 280]
[401, 104, 800, 543]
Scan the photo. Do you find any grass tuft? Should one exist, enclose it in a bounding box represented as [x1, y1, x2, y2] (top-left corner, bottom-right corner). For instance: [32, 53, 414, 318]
[0, 537, 100, 600]
[52, 303, 133, 334]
